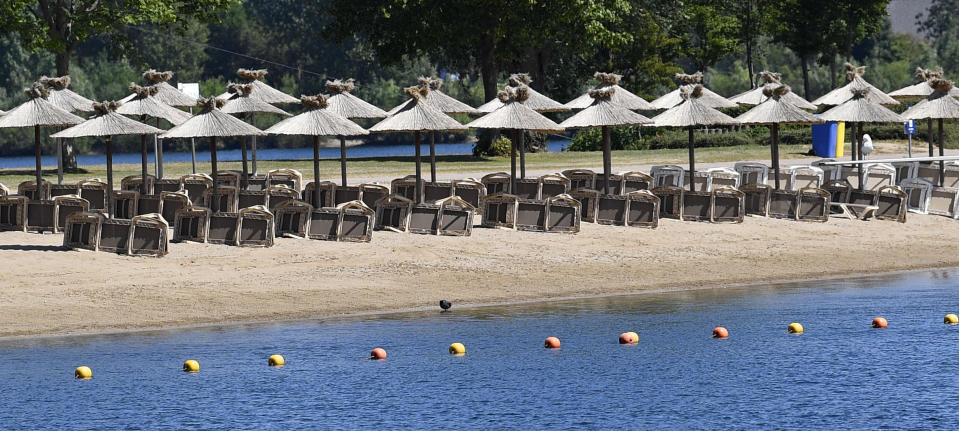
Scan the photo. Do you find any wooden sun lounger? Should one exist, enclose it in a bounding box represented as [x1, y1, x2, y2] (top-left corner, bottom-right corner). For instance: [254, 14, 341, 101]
[173, 206, 211, 243]
[513, 178, 541, 199]
[651, 186, 683, 219]
[273, 200, 312, 238]
[112, 190, 139, 219]
[25, 199, 57, 233]
[337, 201, 375, 242]
[375, 194, 413, 232]
[128, 214, 170, 257]
[54, 195, 90, 233]
[829, 202, 878, 220]
[545, 194, 580, 233]
[237, 189, 269, 210]
[0, 195, 28, 231]
[874, 186, 907, 223]
[207, 212, 239, 245]
[153, 178, 182, 194]
[452, 180, 485, 214]
[50, 183, 78, 198]
[740, 183, 770, 217]
[18, 180, 51, 201]
[481, 172, 511, 195]
[595, 194, 627, 225]
[562, 169, 595, 191]
[237, 206, 274, 248]
[436, 196, 475, 236]
[302, 181, 335, 208]
[481, 193, 518, 229]
[711, 187, 745, 223]
[767, 189, 798, 220]
[97, 217, 132, 253]
[621, 171, 653, 194]
[62, 211, 103, 251]
[680, 190, 712, 221]
[308, 207, 341, 240]
[136, 194, 162, 216]
[539, 174, 570, 199]
[515, 198, 547, 231]
[181, 174, 213, 205]
[796, 187, 830, 223]
[625, 190, 660, 228]
[568, 188, 600, 223]
[360, 184, 390, 210]
[408, 203, 441, 234]
[423, 182, 453, 202]
[160, 192, 190, 227]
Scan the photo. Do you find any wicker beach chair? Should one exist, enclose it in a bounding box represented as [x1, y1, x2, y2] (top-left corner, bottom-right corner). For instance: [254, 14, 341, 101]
[360, 183, 390, 211]
[681, 190, 712, 222]
[621, 171, 653, 194]
[595, 194, 628, 225]
[308, 207, 340, 240]
[62, 211, 104, 251]
[25, 199, 56, 233]
[423, 181, 453, 203]
[796, 187, 830, 223]
[273, 199, 312, 238]
[173, 206, 211, 243]
[53, 195, 89, 233]
[79, 179, 109, 211]
[734, 162, 769, 186]
[121, 174, 155, 194]
[822, 180, 853, 212]
[767, 189, 798, 220]
[97, 217, 132, 254]
[706, 168, 740, 190]
[207, 212, 239, 245]
[568, 188, 600, 223]
[266, 169, 303, 192]
[136, 193, 162, 216]
[267, 185, 298, 212]
[337, 201, 375, 242]
[898, 178, 933, 214]
[539, 174, 571, 199]
[790, 166, 825, 190]
[332, 185, 360, 206]
[49, 183, 78, 198]
[683, 171, 711, 193]
[374, 194, 413, 232]
[112, 190, 139, 219]
[562, 169, 596, 191]
[514, 198, 548, 232]
[160, 191, 190, 225]
[543, 194, 580, 233]
[180, 173, 213, 205]
[740, 183, 770, 216]
[434, 196, 475, 236]
[651, 186, 683, 219]
[595, 172, 624, 195]
[128, 213, 169, 257]
[481, 172, 511, 195]
[215, 171, 241, 188]
[302, 181, 335, 208]
[237, 189, 269, 210]
[625, 190, 660, 228]
[874, 185, 907, 223]
[391, 176, 421, 201]
[513, 178, 541, 199]
[451, 180, 485, 214]
[651, 165, 684, 188]
[766, 167, 794, 191]
[837, 165, 862, 190]
[237, 205, 274, 247]
[863, 163, 896, 191]
[0, 196, 28, 231]
[153, 178, 182, 194]
[18, 180, 51, 201]
[246, 174, 268, 191]
[711, 187, 745, 223]
[202, 186, 239, 213]
[408, 202, 441, 234]
[481, 193, 518, 229]
[927, 187, 959, 219]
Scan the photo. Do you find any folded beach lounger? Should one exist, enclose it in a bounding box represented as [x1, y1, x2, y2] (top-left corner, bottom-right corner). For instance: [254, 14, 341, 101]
[683, 171, 711, 193]
[266, 169, 303, 192]
[121, 174, 155, 194]
[202, 186, 239, 213]
[237, 189, 268, 210]
[308, 207, 340, 240]
[424, 181, 453, 202]
[25, 199, 56, 233]
[863, 163, 896, 191]
[481, 172, 511, 195]
[711, 187, 745, 223]
[651, 165, 685, 188]
[62, 211, 104, 251]
[267, 185, 299, 212]
[621, 171, 653, 194]
[513, 178, 541, 199]
[914, 162, 959, 187]
[334, 185, 362, 205]
[374, 194, 413, 232]
[360, 183, 390, 211]
[766, 167, 794, 191]
[18, 180, 51, 201]
[136, 194, 162, 216]
[595, 172, 624, 195]
[706, 168, 740, 190]
[215, 171, 241, 188]
[153, 178, 182, 194]
[337, 201, 374, 242]
[822, 180, 853, 213]
[302, 181, 335, 208]
[811, 159, 840, 183]
[874, 185, 907, 223]
[160, 191, 190, 225]
[848, 189, 878, 207]
[767, 189, 798, 220]
[515, 198, 548, 232]
[54, 195, 90, 233]
[390, 176, 421, 201]
[926, 186, 959, 219]
[273, 200, 312, 238]
[562, 169, 596, 191]
[681, 190, 712, 222]
[451, 180, 485, 214]
[898, 178, 933, 214]
[740, 183, 770, 217]
[0, 183, 9, 196]
[408, 202, 441, 234]
[180, 174, 213, 205]
[173, 206, 212, 243]
[112, 190, 139, 219]
[78, 179, 109, 210]
[796, 187, 830, 223]
[734, 162, 769, 186]
[651, 186, 683, 219]
[245, 174, 268, 191]
[891, 161, 917, 183]
[432, 196, 475, 236]
[97, 217, 132, 254]
[595, 194, 628, 225]
[569, 188, 600, 223]
[128, 214, 170, 257]
[481, 193, 518, 229]
[237, 206, 274, 248]
[544, 194, 580, 233]
[0, 196, 28, 231]
[49, 183, 78, 198]
[539, 174, 570, 199]
[206, 212, 239, 245]
[625, 190, 660, 228]
[837, 165, 862, 190]
[790, 166, 825, 190]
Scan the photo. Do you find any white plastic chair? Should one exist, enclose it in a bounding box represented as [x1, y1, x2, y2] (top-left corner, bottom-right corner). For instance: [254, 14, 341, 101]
[898, 178, 934, 214]
[706, 167, 740, 190]
[651, 165, 685, 188]
[734, 162, 769, 186]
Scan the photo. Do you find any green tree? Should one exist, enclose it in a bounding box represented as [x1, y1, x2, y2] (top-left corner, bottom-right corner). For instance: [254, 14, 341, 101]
[765, 0, 834, 98]
[681, 0, 741, 76]
[918, 0, 959, 72]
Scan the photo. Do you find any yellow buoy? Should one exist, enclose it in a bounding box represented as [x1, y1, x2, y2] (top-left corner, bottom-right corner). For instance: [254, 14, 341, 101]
[945, 314, 959, 325]
[449, 342, 466, 355]
[183, 359, 200, 372]
[268, 354, 285, 367]
[788, 322, 804, 334]
[74, 366, 92, 379]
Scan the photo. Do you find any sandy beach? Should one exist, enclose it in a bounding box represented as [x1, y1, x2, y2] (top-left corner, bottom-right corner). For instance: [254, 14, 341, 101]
[3, 154, 959, 338]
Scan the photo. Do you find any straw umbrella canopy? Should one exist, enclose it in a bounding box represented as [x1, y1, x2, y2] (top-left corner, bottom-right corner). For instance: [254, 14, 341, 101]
[650, 72, 737, 110]
[729, 71, 817, 110]
[736, 84, 823, 189]
[39, 75, 94, 113]
[162, 97, 266, 212]
[266, 94, 369, 206]
[651, 85, 740, 191]
[0, 83, 84, 190]
[120, 70, 198, 107]
[467, 85, 564, 193]
[387, 77, 479, 184]
[889, 67, 959, 158]
[475, 73, 569, 114]
[820, 87, 905, 190]
[902, 78, 959, 186]
[51, 101, 162, 217]
[369, 85, 468, 203]
[324, 79, 388, 186]
[221, 83, 291, 188]
[812, 63, 899, 107]
[560, 87, 653, 194]
[116, 83, 193, 194]
[564, 72, 655, 111]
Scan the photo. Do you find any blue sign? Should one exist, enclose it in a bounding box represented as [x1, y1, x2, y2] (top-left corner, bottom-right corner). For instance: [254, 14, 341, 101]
[905, 119, 916, 135]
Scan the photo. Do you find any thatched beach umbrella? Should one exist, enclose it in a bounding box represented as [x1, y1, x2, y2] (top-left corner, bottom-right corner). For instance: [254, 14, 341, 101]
[325, 79, 388, 186]
[565, 72, 655, 111]
[221, 83, 291, 188]
[116, 83, 192, 194]
[650, 72, 737, 110]
[388, 77, 479, 184]
[736, 84, 823, 189]
[902, 78, 959, 186]
[467, 85, 564, 193]
[729, 71, 817, 110]
[39, 75, 94, 184]
[0, 83, 84, 190]
[162, 97, 266, 212]
[51, 102, 162, 216]
[369, 86, 468, 203]
[889, 67, 959, 158]
[266, 94, 369, 205]
[560, 87, 653, 194]
[651, 85, 740, 191]
[820, 87, 904, 190]
[812, 63, 899, 107]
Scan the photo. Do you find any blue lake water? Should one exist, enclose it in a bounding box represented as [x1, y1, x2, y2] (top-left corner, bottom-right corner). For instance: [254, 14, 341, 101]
[1, 270, 958, 429]
[0, 140, 570, 169]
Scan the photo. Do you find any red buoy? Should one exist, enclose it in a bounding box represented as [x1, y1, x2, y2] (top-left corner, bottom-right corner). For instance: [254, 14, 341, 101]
[370, 347, 387, 360]
[544, 337, 561, 349]
[712, 327, 729, 339]
[872, 317, 888, 328]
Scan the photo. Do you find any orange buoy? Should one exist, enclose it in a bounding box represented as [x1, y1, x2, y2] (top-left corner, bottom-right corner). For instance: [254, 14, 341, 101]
[369, 348, 387, 360]
[872, 317, 888, 328]
[544, 336, 561, 349]
[712, 327, 729, 339]
[619, 332, 639, 344]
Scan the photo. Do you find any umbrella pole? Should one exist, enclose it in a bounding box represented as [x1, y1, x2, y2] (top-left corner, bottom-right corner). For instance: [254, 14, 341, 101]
[939, 118, 945, 187]
[210, 136, 219, 213]
[56, 137, 63, 184]
[519, 131, 526, 179]
[140, 134, 149, 195]
[190, 107, 197, 174]
[340, 136, 348, 187]
[251, 113, 258, 175]
[928, 118, 934, 157]
[106, 136, 114, 218]
[414, 131, 423, 204]
[429, 131, 437, 184]
[156, 118, 163, 179]
[687, 126, 696, 192]
[240, 135, 249, 189]
[34, 125, 42, 190]
[313, 135, 321, 207]
[772, 124, 780, 190]
[857, 123, 864, 191]
[510, 130, 519, 193]
[602, 126, 611, 195]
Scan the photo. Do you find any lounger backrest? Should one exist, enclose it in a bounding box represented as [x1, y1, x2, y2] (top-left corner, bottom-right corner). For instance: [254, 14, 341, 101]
[898, 178, 934, 214]
[651, 186, 683, 219]
[706, 168, 739, 190]
[215, 171, 240, 188]
[337, 201, 375, 241]
[796, 187, 829, 222]
[515, 199, 547, 231]
[360, 184, 391, 210]
[767, 189, 798, 219]
[595, 173, 624, 195]
[25, 200, 56, 233]
[98, 218, 132, 253]
[50, 184, 78, 198]
[891, 162, 917, 184]
[915, 163, 941, 185]
[267, 185, 298, 211]
[308, 208, 340, 240]
[374, 194, 413, 232]
[481, 193, 518, 229]
[136, 194, 162, 216]
[62, 211, 103, 251]
[711, 187, 744, 223]
[838, 165, 862, 189]
[562, 169, 596, 191]
[0, 183, 9, 196]
[273, 200, 312, 238]
[621, 171, 653, 193]
[206, 212, 239, 245]
[927, 187, 959, 219]
[202, 186, 238, 212]
[863, 163, 896, 191]
[409, 203, 440, 234]
[160, 191, 190, 225]
[740, 184, 770, 216]
[539, 174, 570, 199]
[181, 174, 214, 205]
[545, 194, 580, 233]
[173, 206, 211, 243]
[481, 172, 511, 195]
[595, 194, 628, 225]
[128, 214, 169, 257]
[734, 162, 769, 186]
[765, 167, 794, 190]
[302, 181, 335, 208]
[153, 179, 182, 194]
[113, 190, 139, 219]
[451, 180, 485, 214]
[0, 196, 27, 231]
[267, 169, 303, 192]
[53, 195, 90, 233]
[237, 189, 269, 210]
[681, 190, 712, 221]
[390, 176, 421, 201]
[625, 190, 660, 228]
[237, 206, 274, 247]
[424, 182, 453, 202]
[79, 179, 109, 210]
[683, 171, 711, 192]
[121, 175, 155, 194]
[246, 174, 268, 191]
[513, 178, 541, 199]
[874, 186, 907, 223]
[651, 165, 684, 188]
[18, 180, 51, 201]
[568, 189, 600, 223]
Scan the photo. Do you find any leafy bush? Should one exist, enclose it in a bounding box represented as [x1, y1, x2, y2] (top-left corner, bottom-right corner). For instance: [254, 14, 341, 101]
[488, 136, 513, 157]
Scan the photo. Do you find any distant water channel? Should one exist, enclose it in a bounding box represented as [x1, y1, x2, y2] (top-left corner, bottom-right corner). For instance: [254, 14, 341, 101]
[0, 140, 569, 169]
[1, 270, 957, 429]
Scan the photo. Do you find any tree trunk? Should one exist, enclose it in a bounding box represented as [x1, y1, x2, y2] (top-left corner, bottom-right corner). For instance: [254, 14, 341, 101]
[800, 56, 811, 100]
[55, 49, 79, 171]
[746, 38, 755, 89]
[478, 32, 499, 102]
[829, 55, 838, 89]
[55, 50, 70, 76]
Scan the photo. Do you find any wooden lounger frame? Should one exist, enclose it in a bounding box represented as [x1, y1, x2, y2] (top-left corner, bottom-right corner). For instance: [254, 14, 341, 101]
[740, 183, 770, 216]
[174, 206, 212, 243]
[62, 211, 104, 251]
[874, 185, 907, 223]
[651, 186, 683, 220]
[625, 190, 660, 228]
[539, 174, 570, 199]
[215, 171, 241, 188]
[18, 180, 51, 201]
[273, 200, 312, 238]
[50, 183, 78, 198]
[515, 198, 547, 232]
[796, 187, 830, 223]
[423, 182, 453, 202]
[621, 171, 653, 194]
[121, 174, 156, 194]
[136, 194, 162, 216]
[481, 193, 518, 229]
[334, 185, 362, 206]
[337, 200, 375, 242]
[681, 190, 712, 221]
[97, 217, 132, 254]
[512, 178, 541, 200]
[206, 212, 239, 245]
[451, 179, 485, 215]
[544, 194, 580, 233]
[683, 171, 711, 193]
[595, 173, 624, 195]
[237, 189, 269, 210]
[25, 199, 57, 233]
[128, 213, 169, 257]
[202, 186, 239, 213]
[374, 194, 413, 232]
[359, 183, 390, 211]
[711, 187, 745, 223]
[246, 174, 268, 191]
[568, 188, 600, 223]
[562, 169, 596, 191]
[160, 191, 190, 225]
[0, 195, 28, 231]
[113, 190, 139, 219]
[180, 173, 214, 205]
[153, 178, 182, 194]
[767, 189, 798, 220]
[408, 203, 441, 234]
[53, 195, 90, 233]
[435, 196, 475, 236]
[481, 172, 511, 195]
[302, 180, 335, 208]
[595, 194, 627, 225]
[308, 207, 341, 240]
[236, 205, 274, 247]
[78, 179, 109, 210]
[390, 176, 421, 201]
[266, 168, 303, 192]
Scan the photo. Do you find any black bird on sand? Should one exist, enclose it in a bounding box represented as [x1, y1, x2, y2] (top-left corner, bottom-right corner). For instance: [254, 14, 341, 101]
[439, 300, 452, 312]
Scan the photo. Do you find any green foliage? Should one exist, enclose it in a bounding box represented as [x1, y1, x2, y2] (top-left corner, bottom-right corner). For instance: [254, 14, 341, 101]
[487, 137, 513, 158]
[682, 1, 742, 72]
